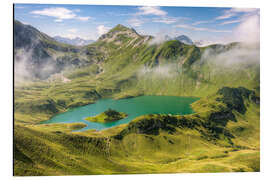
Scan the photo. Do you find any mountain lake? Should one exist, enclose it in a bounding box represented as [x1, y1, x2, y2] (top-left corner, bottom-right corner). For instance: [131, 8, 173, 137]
[41, 96, 199, 131]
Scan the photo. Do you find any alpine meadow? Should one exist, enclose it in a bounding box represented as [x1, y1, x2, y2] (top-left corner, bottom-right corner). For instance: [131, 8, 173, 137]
[14, 4, 260, 176]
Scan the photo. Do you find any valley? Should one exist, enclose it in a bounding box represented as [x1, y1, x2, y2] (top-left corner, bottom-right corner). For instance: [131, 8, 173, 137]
[14, 20, 260, 175]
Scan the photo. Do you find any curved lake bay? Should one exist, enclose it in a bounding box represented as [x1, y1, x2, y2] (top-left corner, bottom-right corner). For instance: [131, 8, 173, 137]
[42, 96, 199, 131]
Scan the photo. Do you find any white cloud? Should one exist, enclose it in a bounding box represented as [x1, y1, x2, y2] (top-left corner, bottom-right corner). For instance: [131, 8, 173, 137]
[54, 33, 95, 41]
[174, 24, 231, 33]
[201, 44, 259, 67]
[212, 14, 260, 44]
[192, 20, 213, 26]
[136, 6, 167, 16]
[54, 19, 63, 22]
[131, 6, 188, 26]
[219, 19, 242, 25]
[128, 16, 186, 27]
[138, 64, 177, 78]
[174, 24, 193, 29]
[97, 25, 110, 36]
[149, 30, 173, 45]
[210, 29, 232, 33]
[232, 14, 260, 44]
[174, 8, 259, 35]
[31, 7, 91, 22]
[31, 8, 76, 19]
[216, 8, 259, 20]
[67, 28, 78, 33]
[153, 17, 179, 24]
[231, 8, 259, 13]
[187, 8, 259, 33]
[128, 18, 145, 27]
[77, 16, 91, 21]
[215, 13, 235, 20]
[59, 34, 78, 39]
[191, 8, 258, 28]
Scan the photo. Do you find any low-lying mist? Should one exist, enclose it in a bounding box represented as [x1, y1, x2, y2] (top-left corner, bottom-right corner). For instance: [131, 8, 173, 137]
[14, 48, 89, 85]
[138, 63, 180, 78]
[201, 43, 260, 67]
[137, 42, 259, 80]
[14, 48, 60, 84]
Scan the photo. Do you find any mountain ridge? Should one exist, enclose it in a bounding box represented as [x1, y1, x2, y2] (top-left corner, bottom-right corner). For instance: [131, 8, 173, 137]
[53, 36, 95, 46]
[173, 35, 193, 45]
[14, 20, 98, 79]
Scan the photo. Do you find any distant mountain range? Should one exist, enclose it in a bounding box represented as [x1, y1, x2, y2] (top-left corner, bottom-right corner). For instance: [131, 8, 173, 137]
[166, 35, 216, 47]
[173, 35, 193, 45]
[163, 35, 194, 45]
[194, 40, 215, 47]
[14, 20, 245, 81]
[53, 36, 94, 46]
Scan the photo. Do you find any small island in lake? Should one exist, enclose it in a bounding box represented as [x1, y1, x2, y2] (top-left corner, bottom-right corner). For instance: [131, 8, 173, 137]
[85, 108, 128, 123]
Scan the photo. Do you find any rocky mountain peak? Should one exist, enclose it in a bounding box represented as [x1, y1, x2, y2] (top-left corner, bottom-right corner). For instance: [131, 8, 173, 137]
[98, 24, 140, 42]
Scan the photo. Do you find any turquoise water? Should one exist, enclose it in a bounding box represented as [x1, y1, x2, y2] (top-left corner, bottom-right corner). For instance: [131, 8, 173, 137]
[42, 96, 199, 131]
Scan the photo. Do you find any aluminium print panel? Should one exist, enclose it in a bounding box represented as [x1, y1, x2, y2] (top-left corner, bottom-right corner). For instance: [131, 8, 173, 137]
[14, 3, 260, 176]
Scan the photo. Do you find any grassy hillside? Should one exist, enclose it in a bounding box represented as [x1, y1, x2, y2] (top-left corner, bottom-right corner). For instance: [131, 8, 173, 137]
[14, 87, 260, 175]
[14, 20, 104, 80]
[14, 22, 260, 175]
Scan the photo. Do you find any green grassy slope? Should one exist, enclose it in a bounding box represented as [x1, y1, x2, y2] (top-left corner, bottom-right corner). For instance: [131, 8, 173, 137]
[14, 87, 260, 175]
[14, 20, 105, 80]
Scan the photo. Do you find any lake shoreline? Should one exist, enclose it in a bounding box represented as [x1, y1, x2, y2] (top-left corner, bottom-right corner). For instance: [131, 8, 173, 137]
[41, 95, 199, 132]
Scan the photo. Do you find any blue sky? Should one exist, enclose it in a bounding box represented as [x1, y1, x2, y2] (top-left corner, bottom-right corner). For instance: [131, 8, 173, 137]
[14, 4, 260, 42]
